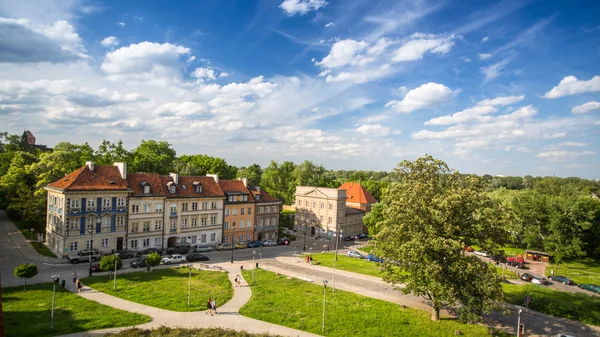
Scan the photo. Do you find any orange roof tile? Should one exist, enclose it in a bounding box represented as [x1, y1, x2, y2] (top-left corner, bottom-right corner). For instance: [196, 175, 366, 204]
[247, 185, 281, 203]
[338, 182, 377, 204]
[218, 180, 255, 201]
[127, 173, 166, 196]
[160, 175, 225, 198]
[47, 165, 129, 191]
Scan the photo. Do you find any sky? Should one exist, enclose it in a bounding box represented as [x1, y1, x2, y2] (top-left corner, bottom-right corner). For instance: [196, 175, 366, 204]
[1, 0, 599, 178]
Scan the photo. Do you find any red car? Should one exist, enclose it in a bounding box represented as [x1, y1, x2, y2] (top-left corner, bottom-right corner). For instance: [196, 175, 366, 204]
[507, 256, 525, 263]
[464, 246, 474, 252]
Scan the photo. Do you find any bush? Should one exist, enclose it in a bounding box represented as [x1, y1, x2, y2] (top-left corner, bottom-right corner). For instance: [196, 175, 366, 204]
[145, 252, 161, 270]
[14, 263, 38, 290]
[100, 255, 123, 273]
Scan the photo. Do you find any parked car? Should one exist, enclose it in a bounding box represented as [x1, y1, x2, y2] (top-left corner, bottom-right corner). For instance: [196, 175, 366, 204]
[186, 253, 209, 262]
[346, 250, 364, 259]
[507, 261, 524, 269]
[507, 256, 525, 263]
[366, 254, 383, 263]
[277, 237, 291, 245]
[343, 235, 358, 241]
[520, 273, 534, 282]
[473, 250, 488, 257]
[90, 262, 102, 272]
[136, 248, 162, 257]
[578, 284, 600, 294]
[130, 258, 148, 268]
[167, 243, 191, 254]
[464, 246, 474, 252]
[262, 240, 277, 247]
[548, 275, 574, 285]
[531, 277, 549, 285]
[246, 240, 263, 248]
[67, 249, 101, 264]
[357, 233, 368, 240]
[115, 249, 135, 259]
[193, 245, 213, 253]
[161, 254, 186, 264]
[234, 242, 248, 249]
[216, 243, 233, 251]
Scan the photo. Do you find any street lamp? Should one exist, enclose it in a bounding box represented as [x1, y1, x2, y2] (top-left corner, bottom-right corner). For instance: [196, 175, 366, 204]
[50, 275, 60, 330]
[252, 250, 256, 286]
[88, 218, 100, 276]
[333, 226, 340, 293]
[516, 309, 522, 337]
[187, 264, 193, 307]
[231, 225, 235, 263]
[322, 280, 328, 332]
[303, 230, 307, 252]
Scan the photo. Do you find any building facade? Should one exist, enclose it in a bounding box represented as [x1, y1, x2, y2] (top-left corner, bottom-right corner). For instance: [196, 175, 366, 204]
[126, 172, 166, 251]
[220, 178, 255, 244]
[250, 186, 282, 241]
[294, 187, 347, 237]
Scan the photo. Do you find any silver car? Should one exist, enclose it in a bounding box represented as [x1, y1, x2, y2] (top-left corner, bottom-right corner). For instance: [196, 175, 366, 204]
[346, 250, 364, 259]
[262, 240, 277, 247]
[194, 245, 213, 253]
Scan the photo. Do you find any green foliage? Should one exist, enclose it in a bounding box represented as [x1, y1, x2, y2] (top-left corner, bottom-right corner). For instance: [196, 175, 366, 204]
[237, 163, 263, 186]
[145, 252, 162, 269]
[305, 252, 383, 277]
[95, 140, 131, 165]
[100, 255, 123, 272]
[363, 203, 383, 236]
[29, 142, 95, 191]
[174, 154, 237, 178]
[373, 156, 507, 321]
[3, 282, 150, 337]
[130, 140, 177, 175]
[13, 263, 38, 289]
[261, 160, 296, 204]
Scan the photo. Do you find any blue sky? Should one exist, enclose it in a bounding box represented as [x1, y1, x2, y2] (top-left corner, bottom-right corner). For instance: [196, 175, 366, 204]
[1, 0, 599, 178]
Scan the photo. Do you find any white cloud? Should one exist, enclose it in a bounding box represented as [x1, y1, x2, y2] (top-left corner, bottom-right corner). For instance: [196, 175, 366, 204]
[315, 39, 368, 69]
[425, 105, 497, 126]
[325, 64, 392, 84]
[481, 36, 489, 42]
[192, 67, 217, 81]
[558, 141, 587, 147]
[481, 58, 510, 81]
[101, 36, 119, 47]
[356, 124, 390, 136]
[154, 102, 209, 117]
[325, 22, 334, 28]
[478, 53, 492, 60]
[392, 33, 456, 62]
[542, 132, 567, 139]
[544, 75, 600, 99]
[186, 56, 196, 63]
[279, 0, 327, 16]
[538, 150, 596, 162]
[385, 82, 455, 113]
[571, 101, 600, 114]
[476, 95, 524, 106]
[219, 72, 230, 77]
[117, 22, 126, 26]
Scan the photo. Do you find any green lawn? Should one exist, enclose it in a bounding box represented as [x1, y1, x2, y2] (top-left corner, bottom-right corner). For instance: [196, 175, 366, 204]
[545, 257, 600, 285]
[106, 327, 284, 337]
[359, 245, 374, 254]
[30, 242, 57, 258]
[471, 244, 526, 257]
[305, 252, 382, 277]
[495, 266, 518, 280]
[240, 269, 506, 337]
[3, 283, 150, 337]
[82, 267, 233, 312]
[502, 283, 600, 326]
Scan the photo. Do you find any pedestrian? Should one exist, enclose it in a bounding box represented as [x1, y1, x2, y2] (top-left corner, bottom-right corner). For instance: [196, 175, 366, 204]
[72, 271, 77, 284]
[206, 298, 212, 315]
[234, 275, 239, 287]
[211, 298, 217, 316]
[76, 279, 82, 294]
[236, 275, 241, 287]
[325, 245, 330, 252]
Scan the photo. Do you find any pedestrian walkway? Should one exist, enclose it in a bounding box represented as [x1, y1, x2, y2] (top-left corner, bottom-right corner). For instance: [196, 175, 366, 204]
[56, 263, 321, 337]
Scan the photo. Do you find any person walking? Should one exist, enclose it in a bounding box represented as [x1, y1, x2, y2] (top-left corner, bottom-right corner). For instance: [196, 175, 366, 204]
[235, 275, 241, 287]
[76, 279, 83, 294]
[211, 298, 217, 316]
[206, 298, 212, 315]
[234, 275, 239, 288]
[72, 271, 77, 284]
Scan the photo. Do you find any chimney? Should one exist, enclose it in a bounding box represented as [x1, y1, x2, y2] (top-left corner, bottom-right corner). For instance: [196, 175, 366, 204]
[206, 174, 219, 183]
[86, 161, 94, 171]
[114, 162, 127, 179]
[240, 177, 248, 187]
[256, 186, 261, 193]
[169, 172, 179, 184]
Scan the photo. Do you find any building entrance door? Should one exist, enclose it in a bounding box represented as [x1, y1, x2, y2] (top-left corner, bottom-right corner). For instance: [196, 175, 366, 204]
[116, 237, 123, 250]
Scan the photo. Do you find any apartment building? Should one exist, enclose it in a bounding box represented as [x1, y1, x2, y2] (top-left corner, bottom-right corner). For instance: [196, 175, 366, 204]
[219, 178, 255, 244]
[338, 182, 377, 212]
[294, 186, 347, 237]
[126, 172, 166, 250]
[249, 185, 281, 241]
[161, 173, 225, 248]
[45, 162, 130, 254]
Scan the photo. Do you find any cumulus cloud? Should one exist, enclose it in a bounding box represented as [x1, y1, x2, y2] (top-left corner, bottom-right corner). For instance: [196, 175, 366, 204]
[392, 33, 456, 62]
[192, 67, 217, 81]
[101, 36, 119, 47]
[385, 82, 455, 113]
[279, 0, 327, 16]
[538, 150, 596, 162]
[67, 89, 147, 107]
[325, 64, 392, 84]
[481, 58, 510, 81]
[478, 53, 492, 60]
[476, 95, 524, 106]
[544, 76, 600, 98]
[571, 101, 600, 114]
[154, 102, 210, 118]
[356, 124, 390, 136]
[425, 105, 497, 126]
[117, 21, 125, 26]
[315, 39, 368, 69]
[481, 36, 489, 42]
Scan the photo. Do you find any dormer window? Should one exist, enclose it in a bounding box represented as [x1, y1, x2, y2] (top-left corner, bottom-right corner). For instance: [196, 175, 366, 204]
[144, 186, 150, 194]
[256, 194, 261, 201]
[170, 186, 176, 194]
[193, 181, 202, 193]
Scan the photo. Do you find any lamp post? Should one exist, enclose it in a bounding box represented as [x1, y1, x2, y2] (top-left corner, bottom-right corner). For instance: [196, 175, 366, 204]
[303, 230, 307, 252]
[333, 226, 340, 293]
[516, 309, 522, 337]
[230, 225, 235, 263]
[322, 280, 328, 332]
[252, 250, 256, 286]
[187, 264, 193, 307]
[88, 218, 100, 276]
[30, 228, 35, 240]
[50, 275, 60, 330]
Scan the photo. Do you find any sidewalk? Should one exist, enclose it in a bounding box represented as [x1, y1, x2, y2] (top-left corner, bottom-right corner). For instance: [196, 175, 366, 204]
[57, 262, 321, 337]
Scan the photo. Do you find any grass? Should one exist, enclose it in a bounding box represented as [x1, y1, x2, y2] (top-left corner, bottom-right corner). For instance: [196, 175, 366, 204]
[304, 252, 382, 277]
[105, 327, 284, 337]
[3, 283, 150, 337]
[546, 257, 600, 285]
[82, 267, 233, 312]
[495, 266, 518, 280]
[502, 283, 600, 326]
[30, 242, 57, 258]
[240, 269, 506, 337]
[359, 245, 375, 254]
[471, 244, 526, 257]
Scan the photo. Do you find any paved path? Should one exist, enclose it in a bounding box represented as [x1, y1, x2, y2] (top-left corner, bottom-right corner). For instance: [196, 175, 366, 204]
[56, 263, 321, 337]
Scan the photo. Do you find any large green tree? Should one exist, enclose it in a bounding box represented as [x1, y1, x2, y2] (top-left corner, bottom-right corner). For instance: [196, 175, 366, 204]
[293, 160, 328, 187]
[130, 140, 176, 175]
[261, 161, 296, 204]
[29, 142, 95, 191]
[373, 156, 507, 321]
[174, 154, 237, 179]
[94, 140, 131, 165]
[237, 164, 263, 186]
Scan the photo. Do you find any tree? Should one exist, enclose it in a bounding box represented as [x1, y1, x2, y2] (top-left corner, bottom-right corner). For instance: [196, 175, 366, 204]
[145, 252, 161, 271]
[130, 140, 176, 174]
[293, 160, 327, 187]
[174, 154, 236, 179]
[29, 142, 95, 192]
[261, 161, 296, 204]
[363, 203, 383, 236]
[237, 164, 263, 186]
[100, 255, 123, 278]
[373, 156, 507, 321]
[14, 263, 38, 290]
[95, 140, 131, 165]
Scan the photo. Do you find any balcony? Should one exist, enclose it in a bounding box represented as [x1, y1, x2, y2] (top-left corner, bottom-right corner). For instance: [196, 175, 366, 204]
[170, 211, 177, 217]
[68, 208, 81, 216]
[87, 206, 97, 213]
[102, 206, 111, 212]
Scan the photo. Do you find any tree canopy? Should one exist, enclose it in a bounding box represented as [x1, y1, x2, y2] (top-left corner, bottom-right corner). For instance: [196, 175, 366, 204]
[14, 263, 38, 290]
[130, 140, 177, 175]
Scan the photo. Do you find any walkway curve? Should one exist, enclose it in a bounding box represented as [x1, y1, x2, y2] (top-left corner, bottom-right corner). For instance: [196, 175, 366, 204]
[57, 263, 321, 337]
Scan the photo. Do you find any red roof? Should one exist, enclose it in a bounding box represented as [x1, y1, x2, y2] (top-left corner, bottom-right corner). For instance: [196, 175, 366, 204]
[127, 173, 166, 196]
[338, 182, 377, 204]
[160, 175, 225, 198]
[218, 180, 255, 201]
[247, 186, 281, 203]
[47, 165, 129, 191]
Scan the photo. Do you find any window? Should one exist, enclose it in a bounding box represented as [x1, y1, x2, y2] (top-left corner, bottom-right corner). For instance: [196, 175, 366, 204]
[117, 198, 125, 207]
[87, 199, 96, 208]
[142, 239, 150, 247]
[116, 216, 124, 227]
[181, 218, 188, 228]
[321, 202, 324, 209]
[329, 204, 333, 210]
[258, 207, 264, 214]
[170, 220, 176, 230]
[224, 236, 228, 243]
[240, 208, 245, 215]
[239, 220, 244, 228]
[201, 234, 207, 243]
[170, 185, 176, 193]
[191, 235, 197, 244]
[247, 220, 252, 228]
[196, 185, 202, 193]
[71, 199, 80, 208]
[155, 220, 162, 230]
[192, 202, 198, 210]
[201, 217, 207, 226]
[155, 203, 163, 212]
[70, 219, 79, 231]
[246, 234, 251, 241]
[132, 205, 139, 213]
[272, 206, 277, 213]
[272, 217, 277, 226]
[232, 235, 236, 243]
[239, 235, 244, 242]
[86, 217, 95, 230]
[144, 204, 150, 213]
[228, 195, 234, 202]
[211, 233, 216, 241]
[144, 185, 150, 194]
[154, 238, 161, 246]
[86, 240, 93, 249]
[224, 222, 229, 229]
[102, 217, 111, 228]
[143, 221, 150, 232]
[265, 218, 270, 226]
[102, 238, 109, 248]
[328, 217, 332, 224]
[305, 201, 308, 207]
[211, 201, 216, 209]
[131, 240, 138, 248]
[103, 198, 111, 208]
[258, 218, 263, 226]
[182, 203, 188, 211]
[225, 208, 230, 216]
[131, 222, 139, 233]
[248, 207, 252, 214]
[170, 204, 177, 212]
[211, 216, 216, 225]
[233, 208, 237, 215]
[192, 218, 197, 226]
[70, 242, 78, 251]
[313, 202, 316, 208]
[202, 202, 208, 210]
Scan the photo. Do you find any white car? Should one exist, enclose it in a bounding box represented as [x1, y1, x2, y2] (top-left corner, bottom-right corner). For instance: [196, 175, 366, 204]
[532, 277, 549, 285]
[262, 240, 277, 247]
[194, 245, 213, 253]
[473, 250, 488, 257]
[346, 250, 364, 259]
[162, 254, 185, 264]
